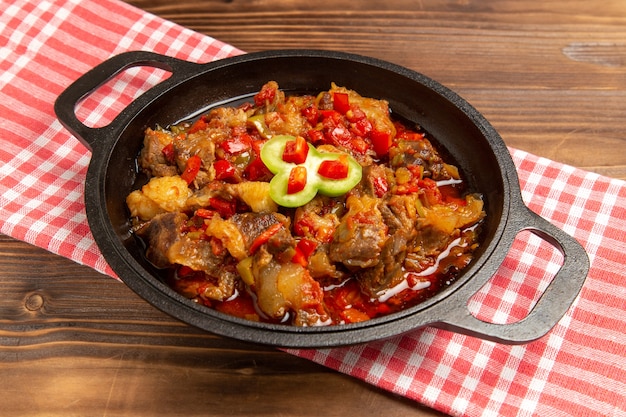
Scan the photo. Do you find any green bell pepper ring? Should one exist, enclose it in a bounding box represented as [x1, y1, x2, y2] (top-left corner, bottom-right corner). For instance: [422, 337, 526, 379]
[260, 135, 363, 207]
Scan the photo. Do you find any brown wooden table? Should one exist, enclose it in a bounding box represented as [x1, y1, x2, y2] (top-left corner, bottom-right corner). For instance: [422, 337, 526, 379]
[2, 1, 625, 415]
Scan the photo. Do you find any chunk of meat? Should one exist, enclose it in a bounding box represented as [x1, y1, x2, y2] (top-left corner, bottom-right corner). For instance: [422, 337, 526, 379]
[136, 212, 187, 269]
[139, 128, 178, 177]
[358, 195, 418, 296]
[230, 212, 293, 258]
[137, 212, 237, 301]
[329, 194, 388, 269]
[390, 137, 455, 180]
[359, 163, 393, 198]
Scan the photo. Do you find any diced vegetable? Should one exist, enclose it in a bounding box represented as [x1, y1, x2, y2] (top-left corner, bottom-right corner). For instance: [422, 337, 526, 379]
[282, 136, 309, 164]
[213, 159, 237, 182]
[209, 197, 236, 218]
[181, 155, 202, 184]
[187, 116, 208, 134]
[287, 166, 308, 194]
[370, 129, 392, 157]
[297, 238, 318, 258]
[332, 92, 350, 114]
[317, 156, 349, 180]
[236, 257, 255, 286]
[220, 135, 251, 154]
[260, 134, 362, 207]
[301, 105, 319, 125]
[247, 114, 272, 139]
[161, 142, 175, 164]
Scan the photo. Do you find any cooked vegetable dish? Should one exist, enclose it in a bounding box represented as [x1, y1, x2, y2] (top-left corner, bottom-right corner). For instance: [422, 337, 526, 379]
[126, 81, 485, 326]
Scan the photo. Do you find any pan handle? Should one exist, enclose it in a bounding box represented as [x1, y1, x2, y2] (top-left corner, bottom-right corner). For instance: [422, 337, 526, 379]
[54, 51, 201, 152]
[435, 206, 589, 344]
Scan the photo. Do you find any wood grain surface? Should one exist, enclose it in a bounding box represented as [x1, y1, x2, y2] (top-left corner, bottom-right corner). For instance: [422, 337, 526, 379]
[2, 0, 625, 416]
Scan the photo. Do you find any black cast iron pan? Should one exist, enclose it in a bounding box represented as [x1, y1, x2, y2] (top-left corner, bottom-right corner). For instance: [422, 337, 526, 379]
[54, 50, 589, 348]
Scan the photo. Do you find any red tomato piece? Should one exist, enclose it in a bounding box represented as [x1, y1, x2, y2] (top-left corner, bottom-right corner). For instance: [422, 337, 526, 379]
[282, 136, 309, 164]
[317, 157, 348, 180]
[346, 106, 367, 122]
[244, 139, 273, 181]
[322, 113, 369, 153]
[293, 216, 315, 237]
[287, 165, 308, 194]
[215, 294, 259, 320]
[181, 155, 202, 184]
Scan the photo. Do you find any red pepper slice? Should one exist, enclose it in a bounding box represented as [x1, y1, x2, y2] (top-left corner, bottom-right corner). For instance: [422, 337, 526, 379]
[187, 116, 208, 134]
[195, 208, 215, 219]
[208, 197, 236, 218]
[307, 129, 324, 144]
[297, 238, 318, 257]
[181, 155, 202, 185]
[333, 92, 350, 114]
[244, 139, 273, 181]
[249, 222, 284, 254]
[291, 247, 308, 267]
[213, 159, 237, 182]
[220, 134, 252, 154]
[317, 156, 349, 180]
[287, 165, 308, 194]
[245, 156, 272, 181]
[370, 129, 392, 157]
[282, 136, 309, 164]
[161, 142, 175, 164]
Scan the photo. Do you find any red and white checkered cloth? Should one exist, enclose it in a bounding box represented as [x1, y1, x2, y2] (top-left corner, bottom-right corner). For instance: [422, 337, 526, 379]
[1, 1, 624, 415]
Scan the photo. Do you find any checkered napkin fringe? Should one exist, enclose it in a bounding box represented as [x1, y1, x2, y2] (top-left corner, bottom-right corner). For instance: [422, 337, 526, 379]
[1, 1, 624, 416]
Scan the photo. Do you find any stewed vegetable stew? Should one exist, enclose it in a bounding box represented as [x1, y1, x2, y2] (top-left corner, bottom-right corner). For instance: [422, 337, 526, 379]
[126, 81, 485, 326]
